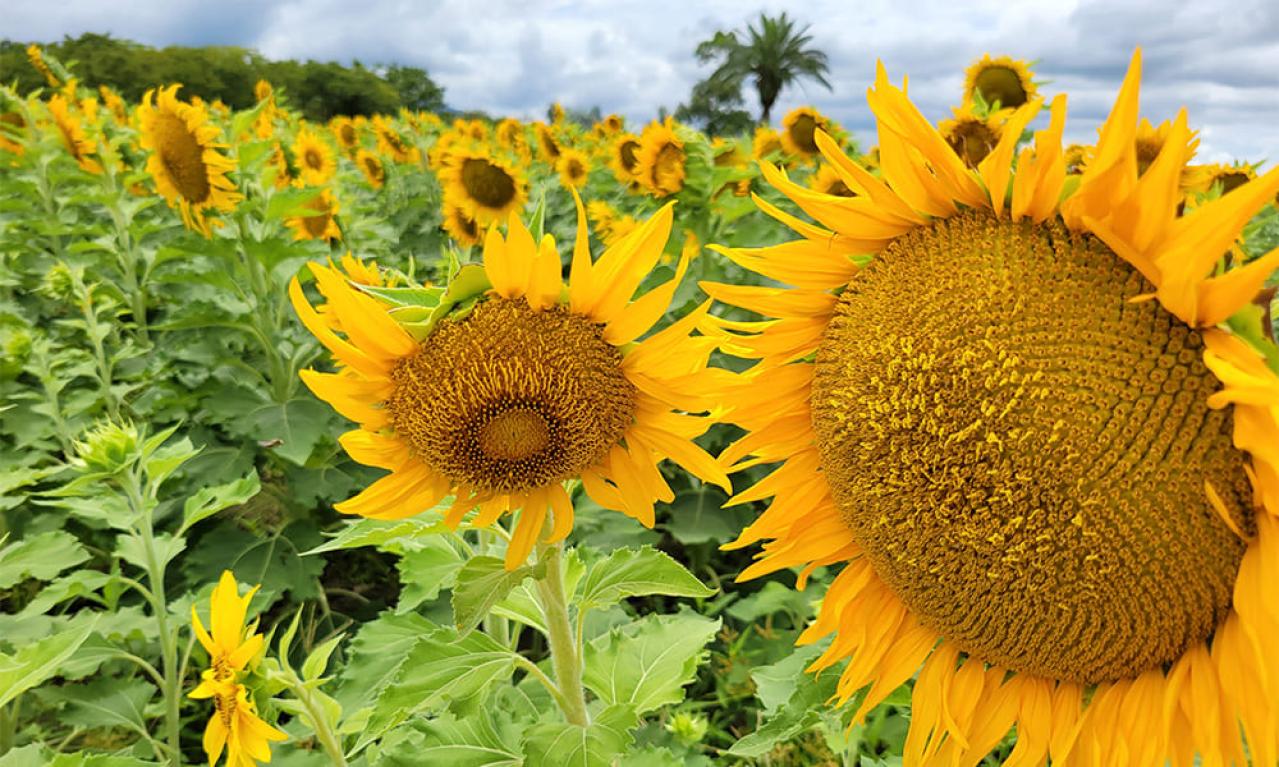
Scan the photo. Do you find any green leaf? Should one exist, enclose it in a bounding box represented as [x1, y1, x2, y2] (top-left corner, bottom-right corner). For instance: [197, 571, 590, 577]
[303, 516, 449, 555]
[661, 487, 750, 545]
[750, 644, 824, 715]
[579, 546, 715, 611]
[583, 612, 720, 714]
[0, 531, 90, 589]
[381, 712, 522, 767]
[115, 531, 186, 572]
[521, 704, 639, 767]
[181, 471, 261, 533]
[725, 580, 814, 624]
[333, 612, 434, 717]
[728, 642, 843, 758]
[451, 556, 539, 634]
[18, 570, 112, 618]
[38, 677, 154, 735]
[0, 621, 96, 708]
[0, 746, 158, 767]
[397, 536, 466, 612]
[142, 435, 200, 487]
[266, 185, 325, 220]
[244, 397, 334, 466]
[358, 284, 445, 308]
[302, 634, 343, 682]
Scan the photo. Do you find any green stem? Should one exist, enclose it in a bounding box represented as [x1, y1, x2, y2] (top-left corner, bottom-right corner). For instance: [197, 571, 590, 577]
[290, 680, 349, 767]
[533, 543, 589, 726]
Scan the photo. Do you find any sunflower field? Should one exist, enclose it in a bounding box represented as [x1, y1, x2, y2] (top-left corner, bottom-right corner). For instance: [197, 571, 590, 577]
[2, 41, 1279, 767]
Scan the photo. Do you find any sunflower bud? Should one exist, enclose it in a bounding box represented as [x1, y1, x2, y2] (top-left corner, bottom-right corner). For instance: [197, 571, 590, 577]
[74, 419, 142, 475]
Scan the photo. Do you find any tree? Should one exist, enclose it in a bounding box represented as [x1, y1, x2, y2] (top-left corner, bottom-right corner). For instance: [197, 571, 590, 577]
[382, 64, 446, 112]
[675, 75, 754, 136]
[691, 12, 831, 124]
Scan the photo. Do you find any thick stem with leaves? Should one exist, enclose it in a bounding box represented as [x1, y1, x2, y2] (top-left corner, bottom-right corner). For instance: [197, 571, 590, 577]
[533, 542, 589, 727]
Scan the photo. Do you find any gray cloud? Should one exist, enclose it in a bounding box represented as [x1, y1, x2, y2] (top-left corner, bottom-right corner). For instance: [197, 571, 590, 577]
[5, 0, 1277, 161]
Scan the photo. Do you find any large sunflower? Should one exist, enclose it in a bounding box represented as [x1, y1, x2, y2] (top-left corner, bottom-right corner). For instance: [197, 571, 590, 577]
[293, 126, 337, 186]
[439, 148, 528, 225]
[963, 53, 1038, 109]
[137, 85, 241, 236]
[634, 118, 686, 198]
[290, 199, 728, 569]
[708, 52, 1279, 765]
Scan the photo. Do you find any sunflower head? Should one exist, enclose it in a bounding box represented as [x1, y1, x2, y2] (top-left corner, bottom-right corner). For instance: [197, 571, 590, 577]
[374, 116, 419, 164]
[938, 103, 1008, 167]
[356, 149, 385, 189]
[98, 85, 128, 124]
[600, 113, 624, 135]
[441, 200, 482, 247]
[26, 44, 60, 88]
[710, 51, 1279, 764]
[440, 149, 528, 225]
[254, 80, 273, 103]
[293, 126, 336, 186]
[634, 118, 686, 198]
[286, 188, 341, 242]
[711, 137, 744, 168]
[535, 122, 561, 162]
[556, 148, 591, 189]
[780, 107, 831, 159]
[496, 118, 525, 147]
[963, 53, 1038, 109]
[808, 163, 856, 197]
[331, 116, 360, 150]
[47, 94, 102, 174]
[610, 132, 642, 183]
[1184, 162, 1259, 200]
[751, 125, 784, 163]
[1064, 142, 1091, 174]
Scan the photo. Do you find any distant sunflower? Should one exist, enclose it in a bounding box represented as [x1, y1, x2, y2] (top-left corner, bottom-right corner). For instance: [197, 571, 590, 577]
[634, 118, 686, 197]
[137, 85, 241, 235]
[610, 132, 642, 183]
[1133, 117, 1193, 176]
[1064, 142, 1091, 174]
[439, 149, 527, 224]
[556, 147, 591, 189]
[708, 52, 1279, 765]
[496, 118, 524, 147]
[286, 188, 341, 242]
[1184, 163, 1258, 199]
[356, 149, 385, 189]
[374, 117, 419, 164]
[441, 200, 481, 247]
[963, 53, 1037, 109]
[938, 103, 1008, 167]
[293, 126, 337, 186]
[536, 122, 561, 162]
[0, 111, 26, 156]
[780, 106, 830, 159]
[808, 163, 856, 197]
[269, 143, 293, 190]
[331, 116, 360, 151]
[26, 45, 59, 88]
[600, 113, 624, 134]
[711, 138, 743, 167]
[290, 198, 727, 569]
[751, 126, 784, 163]
[99, 85, 128, 125]
[48, 94, 102, 174]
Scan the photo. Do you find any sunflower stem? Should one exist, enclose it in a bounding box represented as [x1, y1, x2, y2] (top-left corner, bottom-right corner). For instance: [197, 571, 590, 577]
[534, 542, 589, 727]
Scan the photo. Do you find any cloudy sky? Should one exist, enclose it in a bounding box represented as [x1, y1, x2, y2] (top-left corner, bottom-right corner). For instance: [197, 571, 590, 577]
[7, 0, 1278, 162]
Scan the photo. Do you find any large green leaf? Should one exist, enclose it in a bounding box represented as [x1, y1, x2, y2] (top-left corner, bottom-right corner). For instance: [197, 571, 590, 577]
[0, 531, 89, 589]
[578, 546, 715, 611]
[303, 516, 449, 555]
[381, 712, 522, 767]
[0, 621, 96, 708]
[180, 470, 261, 533]
[583, 612, 719, 714]
[521, 704, 639, 767]
[39, 677, 155, 736]
[396, 536, 466, 612]
[451, 556, 539, 634]
[333, 612, 435, 718]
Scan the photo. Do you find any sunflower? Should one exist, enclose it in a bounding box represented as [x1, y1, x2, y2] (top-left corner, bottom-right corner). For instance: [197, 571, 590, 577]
[356, 149, 386, 189]
[711, 138, 744, 168]
[1134, 117, 1196, 176]
[98, 85, 128, 125]
[964, 53, 1038, 109]
[439, 148, 527, 225]
[374, 116, 419, 164]
[441, 200, 482, 247]
[137, 85, 241, 236]
[535, 122, 561, 163]
[780, 106, 831, 160]
[189, 571, 286, 767]
[292, 126, 336, 186]
[556, 147, 591, 189]
[291, 198, 728, 570]
[808, 163, 856, 197]
[634, 118, 686, 197]
[286, 188, 341, 242]
[707, 52, 1279, 765]
[752, 125, 784, 163]
[1064, 142, 1091, 174]
[496, 118, 525, 147]
[938, 103, 1009, 168]
[27, 45, 59, 88]
[0, 111, 26, 157]
[331, 116, 360, 151]
[1185, 163, 1258, 199]
[610, 132, 642, 183]
[46, 94, 102, 174]
[600, 113, 624, 135]
[268, 143, 293, 190]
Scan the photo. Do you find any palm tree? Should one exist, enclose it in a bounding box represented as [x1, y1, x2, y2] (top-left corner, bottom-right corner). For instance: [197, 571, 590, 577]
[694, 12, 832, 124]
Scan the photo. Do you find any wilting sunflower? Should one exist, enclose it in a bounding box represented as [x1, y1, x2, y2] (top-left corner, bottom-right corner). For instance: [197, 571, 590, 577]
[47, 95, 102, 174]
[293, 126, 337, 186]
[808, 163, 856, 197]
[189, 571, 286, 767]
[439, 148, 527, 225]
[286, 188, 341, 242]
[964, 53, 1038, 109]
[556, 147, 591, 189]
[137, 85, 241, 236]
[752, 125, 784, 163]
[708, 52, 1279, 765]
[634, 118, 686, 198]
[356, 149, 386, 189]
[938, 103, 1009, 168]
[331, 116, 360, 151]
[441, 200, 482, 247]
[610, 132, 642, 183]
[780, 106, 831, 159]
[290, 198, 728, 569]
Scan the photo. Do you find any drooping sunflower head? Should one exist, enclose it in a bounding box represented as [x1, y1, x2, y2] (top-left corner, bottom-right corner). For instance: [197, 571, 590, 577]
[440, 148, 528, 225]
[963, 53, 1038, 109]
[47, 94, 102, 174]
[441, 200, 482, 247]
[293, 126, 337, 186]
[290, 195, 727, 569]
[634, 118, 686, 198]
[938, 102, 1008, 167]
[711, 137, 744, 167]
[610, 132, 642, 183]
[286, 188, 341, 242]
[356, 149, 385, 189]
[709, 51, 1279, 764]
[27, 44, 59, 88]
[137, 85, 241, 236]
[331, 116, 360, 151]
[752, 125, 784, 163]
[780, 106, 831, 159]
[556, 147, 591, 189]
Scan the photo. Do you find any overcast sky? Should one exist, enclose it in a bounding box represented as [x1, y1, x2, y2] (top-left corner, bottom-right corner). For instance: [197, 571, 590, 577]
[7, 0, 1278, 163]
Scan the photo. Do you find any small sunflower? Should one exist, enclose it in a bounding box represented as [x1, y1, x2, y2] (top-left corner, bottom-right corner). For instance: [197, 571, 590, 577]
[752, 125, 784, 163]
[137, 85, 241, 236]
[496, 118, 524, 148]
[610, 132, 642, 183]
[0, 111, 24, 156]
[98, 85, 128, 125]
[1134, 117, 1196, 176]
[374, 116, 419, 164]
[634, 118, 686, 198]
[1064, 142, 1091, 174]
[708, 52, 1279, 765]
[26, 45, 59, 88]
[808, 163, 857, 197]
[290, 198, 728, 570]
[47, 94, 102, 174]
[938, 103, 1008, 168]
[536, 122, 561, 162]
[780, 106, 831, 159]
[600, 113, 624, 135]
[441, 200, 482, 247]
[286, 188, 341, 242]
[712, 137, 744, 167]
[189, 571, 286, 767]
[356, 149, 386, 189]
[963, 53, 1038, 109]
[439, 148, 528, 225]
[1184, 163, 1258, 199]
[556, 147, 591, 189]
[268, 142, 293, 190]
[331, 116, 360, 151]
[293, 126, 337, 186]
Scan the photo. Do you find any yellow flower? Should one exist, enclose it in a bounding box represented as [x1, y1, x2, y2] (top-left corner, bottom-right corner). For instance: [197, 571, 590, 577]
[937, 102, 1008, 168]
[1184, 162, 1258, 199]
[290, 197, 729, 570]
[47, 94, 102, 174]
[98, 86, 128, 124]
[137, 84, 241, 236]
[356, 149, 386, 189]
[556, 147, 591, 189]
[439, 148, 528, 225]
[441, 200, 482, 247]
[609, 133, 642, 184]
[780, 106, 831, 159]
[711, 138, 743, 168]
[189, 571, 285, 767]
[286, 188, 342, 242]
[496, 118, 525, 148]
[0, 110, 25, 157]
[254, 80, 273, 104]
[808, 163, 856, 197]
[535, 122, 561, 163]
[373, 116, 419, 164]
[27, 45, 59, 88]
[751, 126, 784, 163]
[634, 118, 686, 197]
[963, 53, 1038, 109]
[598, 114, 624, 135]
[707, 51, 1279, 765]
[292, 126, 336, 186]
[1064, 142, 1092, 175]
[331, 116, 360, 151]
